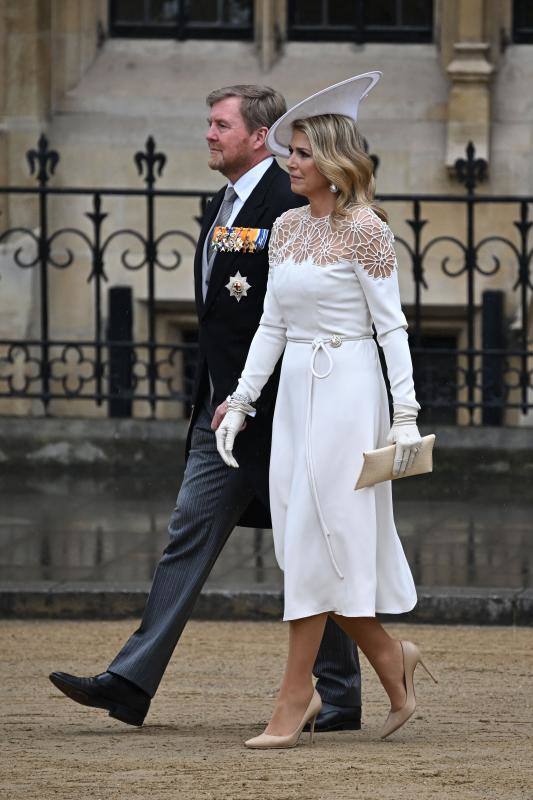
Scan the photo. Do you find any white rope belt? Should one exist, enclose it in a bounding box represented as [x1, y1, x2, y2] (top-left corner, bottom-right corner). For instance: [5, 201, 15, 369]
[285, 334, 373, 579]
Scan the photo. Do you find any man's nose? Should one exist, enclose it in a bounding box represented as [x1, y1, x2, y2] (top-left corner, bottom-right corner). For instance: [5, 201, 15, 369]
[206, 125, 217, 141]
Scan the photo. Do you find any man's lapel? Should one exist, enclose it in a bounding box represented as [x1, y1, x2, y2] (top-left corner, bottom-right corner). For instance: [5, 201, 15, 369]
[202, 161, 280, 317]
[194, 188, 225, 314]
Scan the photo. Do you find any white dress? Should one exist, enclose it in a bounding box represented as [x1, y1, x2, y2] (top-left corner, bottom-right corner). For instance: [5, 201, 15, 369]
[235, 205, 418, 621]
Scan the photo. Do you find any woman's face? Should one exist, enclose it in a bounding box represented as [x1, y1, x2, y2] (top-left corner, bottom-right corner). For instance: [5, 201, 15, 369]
[287, 130, 330, 198]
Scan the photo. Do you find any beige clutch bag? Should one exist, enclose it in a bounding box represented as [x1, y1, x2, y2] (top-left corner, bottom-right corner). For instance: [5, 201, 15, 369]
[354, 434, 436, 490]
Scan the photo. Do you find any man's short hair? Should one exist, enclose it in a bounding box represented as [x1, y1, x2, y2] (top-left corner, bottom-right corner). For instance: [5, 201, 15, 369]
[206, 85, 286, 133]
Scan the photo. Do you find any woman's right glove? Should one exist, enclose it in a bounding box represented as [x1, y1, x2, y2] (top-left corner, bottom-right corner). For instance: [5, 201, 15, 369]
[215, 394, 255, 468]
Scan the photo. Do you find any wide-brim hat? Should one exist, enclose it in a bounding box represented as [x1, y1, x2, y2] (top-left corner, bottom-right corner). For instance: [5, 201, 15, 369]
[266, 71, 382, 158]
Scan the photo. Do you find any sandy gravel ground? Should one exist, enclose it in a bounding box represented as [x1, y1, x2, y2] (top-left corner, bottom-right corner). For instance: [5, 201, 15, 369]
[1, 620, 532, 800]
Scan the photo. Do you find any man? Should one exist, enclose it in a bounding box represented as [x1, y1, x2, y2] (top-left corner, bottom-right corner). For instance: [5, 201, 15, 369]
[50, 85, 361, 733]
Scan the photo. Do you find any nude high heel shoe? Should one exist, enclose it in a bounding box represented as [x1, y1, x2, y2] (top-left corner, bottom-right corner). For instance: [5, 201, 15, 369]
[245, 689, 322, 750]
[380, 640, 438, 740]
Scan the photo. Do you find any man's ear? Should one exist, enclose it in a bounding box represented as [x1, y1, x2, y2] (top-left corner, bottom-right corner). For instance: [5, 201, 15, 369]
[252, 126, 269, 150]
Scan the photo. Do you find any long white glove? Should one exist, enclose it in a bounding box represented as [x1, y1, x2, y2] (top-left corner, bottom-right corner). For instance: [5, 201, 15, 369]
[216, 409, 245, 468]
[216, 395, 255, 468]
[379, 327, 422, 477]
[351, 217, 422, 479]
[387, 403, 423, 476]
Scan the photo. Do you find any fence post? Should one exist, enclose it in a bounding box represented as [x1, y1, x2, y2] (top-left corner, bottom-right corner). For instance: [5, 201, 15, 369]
[107, 286, 133, 418]
[26, 134, 59, 413]
[481, 290, 505, 426]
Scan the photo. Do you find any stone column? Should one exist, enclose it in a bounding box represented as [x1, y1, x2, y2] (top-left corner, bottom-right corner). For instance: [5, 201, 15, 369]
[0, 0, 108, 218]
[0, 0, 53, 225]
[255, 0, 286, 72]
[0, 2, 55, 414]
[0, 1, 108, 417]
[442, 0, 495, 168]
[51, 0, 108, 110]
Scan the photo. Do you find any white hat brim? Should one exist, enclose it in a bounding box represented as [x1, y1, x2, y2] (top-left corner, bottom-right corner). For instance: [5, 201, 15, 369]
[266, 71, 382, 158]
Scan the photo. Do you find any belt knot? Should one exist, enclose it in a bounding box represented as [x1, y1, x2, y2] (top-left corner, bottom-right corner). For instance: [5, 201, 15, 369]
[310, 338, 333, 379]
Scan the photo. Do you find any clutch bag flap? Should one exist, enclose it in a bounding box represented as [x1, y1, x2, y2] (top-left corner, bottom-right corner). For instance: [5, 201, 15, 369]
[354, 434, 436, 490]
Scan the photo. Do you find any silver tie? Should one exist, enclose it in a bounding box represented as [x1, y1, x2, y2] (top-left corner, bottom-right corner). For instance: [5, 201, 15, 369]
[203, 185, 238, 298]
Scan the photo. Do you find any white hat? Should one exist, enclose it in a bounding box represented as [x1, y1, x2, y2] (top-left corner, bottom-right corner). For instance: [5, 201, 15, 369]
[266, 71, 382, 158]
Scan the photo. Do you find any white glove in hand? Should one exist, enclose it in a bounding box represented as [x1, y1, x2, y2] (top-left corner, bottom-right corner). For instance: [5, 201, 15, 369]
[216, 409, 246, 468]
[386, 403, 423, 477]
[215, 394, 255, 468]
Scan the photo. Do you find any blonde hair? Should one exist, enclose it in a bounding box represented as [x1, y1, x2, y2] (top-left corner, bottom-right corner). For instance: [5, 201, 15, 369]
[291, 114, 387, 223]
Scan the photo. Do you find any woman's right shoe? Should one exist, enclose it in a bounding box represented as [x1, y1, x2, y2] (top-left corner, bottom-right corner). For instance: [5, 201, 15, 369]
[380, 640, 438, 740]
[245, 689, 322, 750]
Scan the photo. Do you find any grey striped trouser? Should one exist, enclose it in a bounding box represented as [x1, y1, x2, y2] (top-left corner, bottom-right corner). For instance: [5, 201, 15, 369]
[108, 404, 361, 706]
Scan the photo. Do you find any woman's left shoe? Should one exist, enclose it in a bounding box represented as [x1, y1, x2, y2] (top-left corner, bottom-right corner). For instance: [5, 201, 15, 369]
[245, 689, 322, 750]
[380, 640, 438, 740]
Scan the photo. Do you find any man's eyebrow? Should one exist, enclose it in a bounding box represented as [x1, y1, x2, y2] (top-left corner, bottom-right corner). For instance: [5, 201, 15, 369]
[207, 116, 232, 125]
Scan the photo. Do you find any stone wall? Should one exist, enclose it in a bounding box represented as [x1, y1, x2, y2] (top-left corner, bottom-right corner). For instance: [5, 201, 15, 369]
[1, 415, 532, 496]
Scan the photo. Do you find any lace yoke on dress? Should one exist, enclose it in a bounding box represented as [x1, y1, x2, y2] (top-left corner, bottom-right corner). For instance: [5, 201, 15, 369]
[268, 205, 396, 280]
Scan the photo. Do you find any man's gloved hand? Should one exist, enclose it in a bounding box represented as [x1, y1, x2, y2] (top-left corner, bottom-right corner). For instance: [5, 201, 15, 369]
[215, 408, 246, 468]
[386, 403, 423, 477]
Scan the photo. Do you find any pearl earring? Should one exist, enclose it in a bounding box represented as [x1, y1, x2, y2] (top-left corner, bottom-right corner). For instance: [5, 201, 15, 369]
[329, 183, 338, 193]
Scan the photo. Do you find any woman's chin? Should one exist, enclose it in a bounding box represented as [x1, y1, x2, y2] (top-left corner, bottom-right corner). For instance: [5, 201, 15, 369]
[289, 181, 307, 196]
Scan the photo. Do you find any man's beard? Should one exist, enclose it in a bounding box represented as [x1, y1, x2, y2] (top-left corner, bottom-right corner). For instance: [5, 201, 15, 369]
[208, 150, 224, 171]
[208, 149, 247, 177]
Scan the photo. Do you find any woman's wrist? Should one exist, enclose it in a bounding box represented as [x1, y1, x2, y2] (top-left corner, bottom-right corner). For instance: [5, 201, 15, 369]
[392, 403, 420, 427]
[227, 392, 256, 417]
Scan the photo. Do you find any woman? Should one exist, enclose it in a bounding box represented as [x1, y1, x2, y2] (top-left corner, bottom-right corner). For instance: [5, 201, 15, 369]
[216, 74, 437, 749]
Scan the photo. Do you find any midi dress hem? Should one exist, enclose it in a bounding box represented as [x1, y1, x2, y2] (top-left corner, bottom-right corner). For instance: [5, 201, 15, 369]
[282, 595, 418, 623]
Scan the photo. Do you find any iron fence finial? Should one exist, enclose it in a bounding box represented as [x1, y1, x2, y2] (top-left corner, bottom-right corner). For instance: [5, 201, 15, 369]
[134, 137, 167, 188]
[454, 141, 487, 194]
[26, 134, 60, 186]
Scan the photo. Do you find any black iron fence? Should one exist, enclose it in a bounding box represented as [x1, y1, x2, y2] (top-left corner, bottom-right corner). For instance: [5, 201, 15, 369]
[0, 136, 532, 424]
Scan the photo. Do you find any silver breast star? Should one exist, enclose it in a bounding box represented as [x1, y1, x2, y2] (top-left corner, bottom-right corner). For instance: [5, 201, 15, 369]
[225, 271, 251, 302]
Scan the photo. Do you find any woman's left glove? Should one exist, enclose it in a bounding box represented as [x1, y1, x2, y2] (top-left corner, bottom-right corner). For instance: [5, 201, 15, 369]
[386, 403, 423, 477]
[215, 394, 255, 468]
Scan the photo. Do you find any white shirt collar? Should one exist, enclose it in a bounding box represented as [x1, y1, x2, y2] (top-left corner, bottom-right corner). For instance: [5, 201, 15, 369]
[229, 157, 274, 203]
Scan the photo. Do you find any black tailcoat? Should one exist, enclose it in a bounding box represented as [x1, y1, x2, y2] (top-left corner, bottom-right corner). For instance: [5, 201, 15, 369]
[186, 160, 306, 527]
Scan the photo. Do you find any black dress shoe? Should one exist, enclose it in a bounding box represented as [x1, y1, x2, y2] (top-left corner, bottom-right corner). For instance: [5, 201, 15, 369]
[49, 671, 150, 727]
[304, 702, 362, 733]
